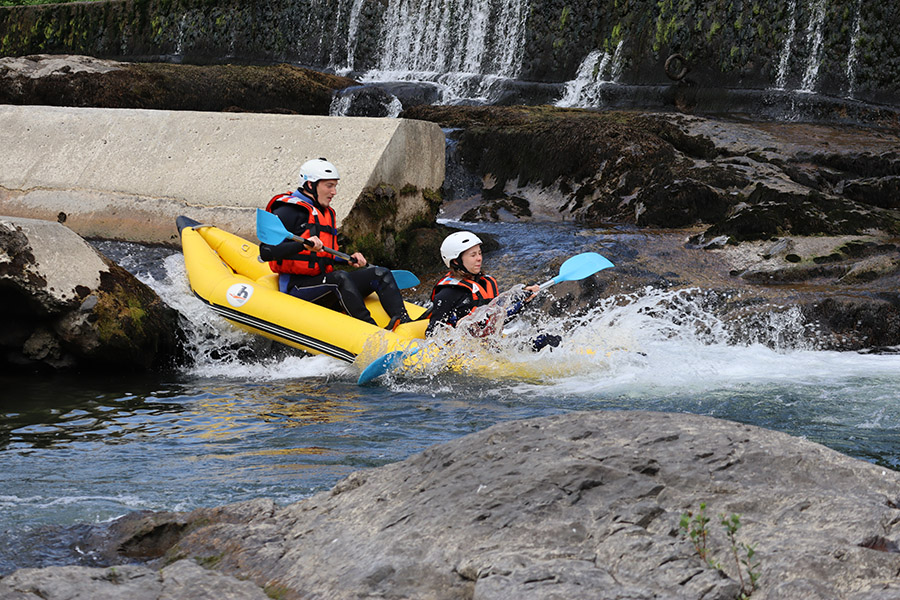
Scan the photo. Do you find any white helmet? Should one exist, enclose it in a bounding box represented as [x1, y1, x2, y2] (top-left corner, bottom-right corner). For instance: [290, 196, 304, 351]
[440, 231, 483, 268]
[298, 158, 340, 186]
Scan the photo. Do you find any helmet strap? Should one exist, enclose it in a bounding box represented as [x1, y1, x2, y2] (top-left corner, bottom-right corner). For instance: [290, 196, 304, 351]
[451, 257, 478, 278]
[300, 181, 321, 205]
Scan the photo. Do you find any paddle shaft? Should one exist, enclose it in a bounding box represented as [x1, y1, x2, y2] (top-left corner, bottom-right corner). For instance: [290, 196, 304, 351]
[288, 233, 357, 264]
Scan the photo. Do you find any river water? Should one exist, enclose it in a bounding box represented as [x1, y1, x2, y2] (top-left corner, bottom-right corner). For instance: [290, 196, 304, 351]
[2, 221, 899, 575]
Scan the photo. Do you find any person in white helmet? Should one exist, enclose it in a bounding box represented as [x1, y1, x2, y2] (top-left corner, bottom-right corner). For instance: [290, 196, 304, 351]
[259, 158, 411, 328]
[427, 231, 544, 340]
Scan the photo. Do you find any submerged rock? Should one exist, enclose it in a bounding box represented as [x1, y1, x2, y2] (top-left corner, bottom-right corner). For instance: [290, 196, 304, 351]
[8, 410, 899, 599]
[0, 216, 184, 372]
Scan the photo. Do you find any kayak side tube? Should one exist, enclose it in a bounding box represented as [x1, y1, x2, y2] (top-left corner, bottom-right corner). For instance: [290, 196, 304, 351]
[178, 218, 426, 363]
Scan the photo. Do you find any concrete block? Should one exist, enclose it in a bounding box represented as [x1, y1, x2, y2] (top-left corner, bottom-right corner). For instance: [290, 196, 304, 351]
[0, 105, 445, 245]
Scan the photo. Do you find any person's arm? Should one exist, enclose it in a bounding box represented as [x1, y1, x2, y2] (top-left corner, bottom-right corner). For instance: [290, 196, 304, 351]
[426, 287, 472, 336]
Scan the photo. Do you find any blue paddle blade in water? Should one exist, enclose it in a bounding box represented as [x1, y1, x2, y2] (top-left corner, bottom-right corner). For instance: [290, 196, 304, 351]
[357, 347, 420, 385]
[357, 351, 404, 385]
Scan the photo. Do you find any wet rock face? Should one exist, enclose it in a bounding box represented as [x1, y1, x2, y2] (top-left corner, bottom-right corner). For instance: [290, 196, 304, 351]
[15, 410, 900, 600]
[0, 216, 184, 372]
[409, 105, 900, 241]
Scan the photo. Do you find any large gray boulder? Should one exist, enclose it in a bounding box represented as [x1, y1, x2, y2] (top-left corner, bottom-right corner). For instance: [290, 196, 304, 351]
[19, 410, 897, 599]
[0, 215, 183, 371]
[0, 559, 270, 600]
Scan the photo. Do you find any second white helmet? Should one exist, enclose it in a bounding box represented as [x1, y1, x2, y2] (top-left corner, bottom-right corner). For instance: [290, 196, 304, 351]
[298, 158, 340, 187]
[440, 231, 483, 268]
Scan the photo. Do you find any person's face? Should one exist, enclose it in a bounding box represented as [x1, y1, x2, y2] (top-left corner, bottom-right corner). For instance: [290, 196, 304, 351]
[316, 179, 339, 207]
[460, 245, 482, 274]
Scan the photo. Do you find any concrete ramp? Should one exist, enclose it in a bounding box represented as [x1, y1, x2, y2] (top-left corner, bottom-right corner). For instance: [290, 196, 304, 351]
[0, 105, 445, 244]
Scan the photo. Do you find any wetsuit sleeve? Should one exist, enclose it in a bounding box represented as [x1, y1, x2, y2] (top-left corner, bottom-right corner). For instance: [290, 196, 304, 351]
[426, 287, 475, 336]
[258, 204, 310, 261]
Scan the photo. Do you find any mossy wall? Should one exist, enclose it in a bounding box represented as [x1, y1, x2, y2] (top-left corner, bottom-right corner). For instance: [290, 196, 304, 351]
[1, 0, 898, 106]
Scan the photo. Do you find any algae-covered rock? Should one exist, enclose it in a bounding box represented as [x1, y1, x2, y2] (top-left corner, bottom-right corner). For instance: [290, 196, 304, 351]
[0, 54, 357, 114]
[0, 216, 183, 372]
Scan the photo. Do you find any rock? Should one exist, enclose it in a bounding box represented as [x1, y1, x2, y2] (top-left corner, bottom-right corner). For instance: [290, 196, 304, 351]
[0, 216, 184, 372]
[330, 85, 402, 117]
[0, 55, 357, 115]
[0, 559, 270, 600]
[31, 411, 899, 600]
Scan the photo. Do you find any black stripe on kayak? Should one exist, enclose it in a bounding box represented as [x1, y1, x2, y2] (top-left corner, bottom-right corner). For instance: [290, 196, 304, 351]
[196, 293, 357, 363]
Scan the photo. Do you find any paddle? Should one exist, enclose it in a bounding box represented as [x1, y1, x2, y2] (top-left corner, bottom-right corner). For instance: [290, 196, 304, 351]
[357, 346, 421, 385]
[256, 209, 420, 289]
[504, 252, 615, 318]
[356, 251, 615, 385]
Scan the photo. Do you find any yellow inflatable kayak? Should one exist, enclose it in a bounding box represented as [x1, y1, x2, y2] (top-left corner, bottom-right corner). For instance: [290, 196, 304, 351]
[176, 216, 427, 364]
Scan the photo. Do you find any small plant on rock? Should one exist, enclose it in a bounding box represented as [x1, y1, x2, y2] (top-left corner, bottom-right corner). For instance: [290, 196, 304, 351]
[680, 503, 760, 598]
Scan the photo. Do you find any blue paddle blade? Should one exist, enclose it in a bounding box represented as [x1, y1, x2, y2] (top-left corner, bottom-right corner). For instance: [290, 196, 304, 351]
[392, 270, 420, 289]
[552, 252, 614, 285]
[357, 347, 420, 385]
[256, 208, 292, 245]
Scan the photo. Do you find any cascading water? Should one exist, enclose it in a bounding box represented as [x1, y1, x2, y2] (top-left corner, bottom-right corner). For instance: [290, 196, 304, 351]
[775, 0, 828, 94]
[775, 0, 798, 90]
[360, 0, 531, 104]
[799, 0, 827, 93]
[331, 0, 367, 73]
[555, 41, 625, 108]
[845, 0, 862, 98]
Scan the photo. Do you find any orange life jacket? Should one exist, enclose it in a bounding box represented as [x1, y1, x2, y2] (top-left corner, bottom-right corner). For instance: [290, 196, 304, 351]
[430, 272, 499, 304]
[265, 192, 339, 277]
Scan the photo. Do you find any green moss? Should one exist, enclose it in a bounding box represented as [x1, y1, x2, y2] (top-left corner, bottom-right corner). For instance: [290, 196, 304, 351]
[707, 20, 722, 43]
[654, 0, 681, 53]
[195, 553, 224, 569]
[558, 6, 571, 30]
[356, 184, 398, 220]
[264, 584, 291, 600]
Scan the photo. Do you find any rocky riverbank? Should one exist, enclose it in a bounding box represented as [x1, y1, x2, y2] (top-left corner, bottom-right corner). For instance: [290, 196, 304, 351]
[4, 410, 900, 599]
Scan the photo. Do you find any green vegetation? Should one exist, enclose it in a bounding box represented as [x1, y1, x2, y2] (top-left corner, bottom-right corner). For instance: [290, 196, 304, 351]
[654, 0, 681, 53]
[680, 503, 761, 599]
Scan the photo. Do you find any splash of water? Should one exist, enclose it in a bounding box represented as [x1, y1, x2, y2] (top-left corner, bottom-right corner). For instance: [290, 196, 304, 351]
[555, 41, 625, 108]
[371, 286, 823, 387]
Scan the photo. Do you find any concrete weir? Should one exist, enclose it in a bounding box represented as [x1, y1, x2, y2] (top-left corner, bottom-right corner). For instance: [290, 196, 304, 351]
[0, 105, 445, 245]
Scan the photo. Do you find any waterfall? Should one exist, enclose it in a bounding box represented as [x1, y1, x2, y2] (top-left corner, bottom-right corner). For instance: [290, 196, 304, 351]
[775, 0, 797, 90]
[845, 0, 862, 98]
[363, 0, 532, 103]
[554, 41, 625, 108]
[336, 0, 366, 74]
[800, 0, 827, 92]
